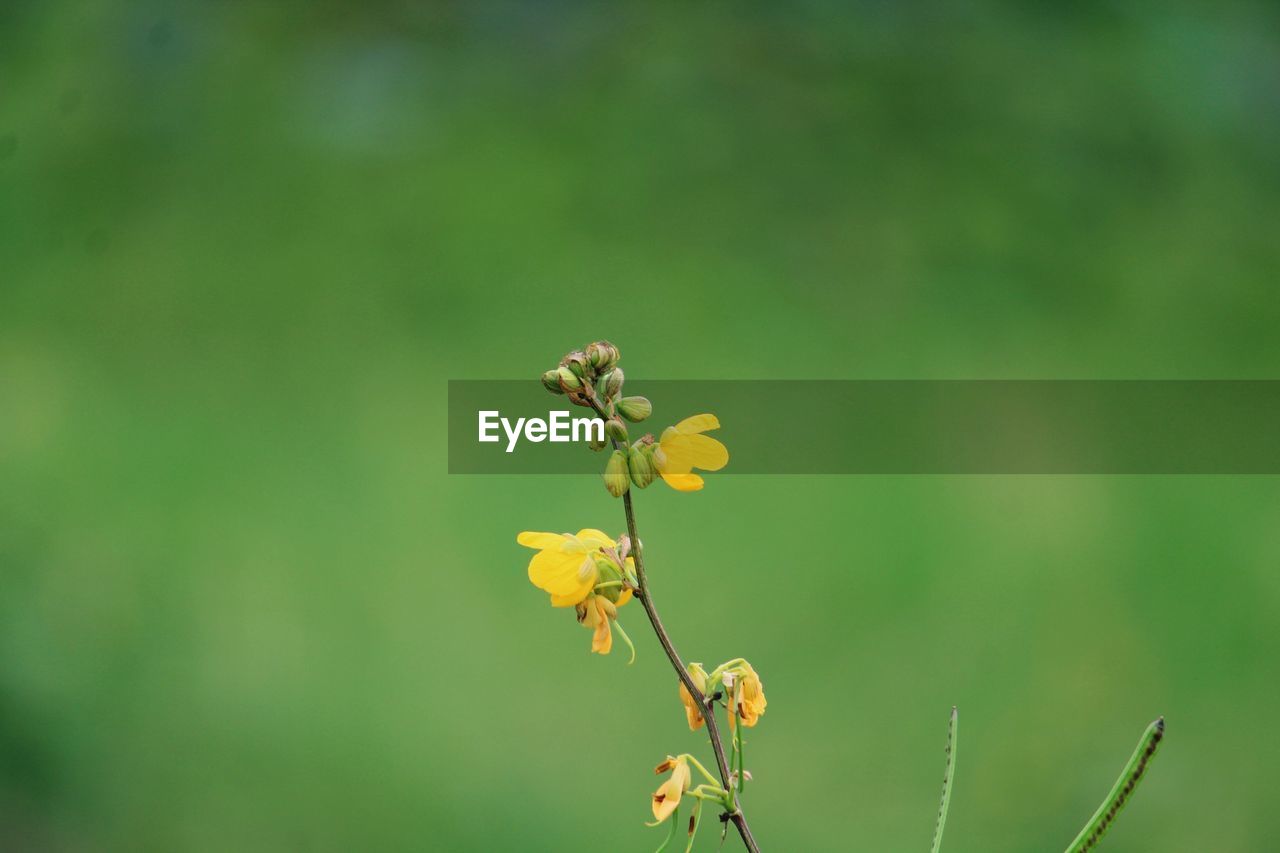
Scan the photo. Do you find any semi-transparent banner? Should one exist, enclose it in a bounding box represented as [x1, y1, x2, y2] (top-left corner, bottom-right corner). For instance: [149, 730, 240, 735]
[448, 380, 1280, 474]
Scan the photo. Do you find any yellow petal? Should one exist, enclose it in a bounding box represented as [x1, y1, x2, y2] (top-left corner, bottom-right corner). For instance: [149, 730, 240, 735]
[517, 531, 565, 550]
[674, 414, 720, 435]
[679, 681, 705, 731]
[651, 779, 683, 822]
[684, 434, 728, 471]
[616, 588, 633, 607]
[574, 528, 616, 550]
[661, 472, 705, 492]
[549, 589, 587, 607]
[529, 550, 596, 596]
[591, 614, 612, 654]
[672, 761, 691, 791]
[656, 435, 694, 474]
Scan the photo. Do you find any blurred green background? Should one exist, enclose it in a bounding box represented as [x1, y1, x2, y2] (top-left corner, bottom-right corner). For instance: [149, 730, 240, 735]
[3, 1, 1279, 850]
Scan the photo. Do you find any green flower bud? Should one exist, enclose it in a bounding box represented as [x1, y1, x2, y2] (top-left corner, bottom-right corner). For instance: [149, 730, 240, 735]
[600, 367, 624, 398]
[604, 450, 630, 497]
[586, 340, 620, 371]
[587, 435, 607, 452]
[555, 366, 583, 393]
[616, 396, 652, 422]
[541, 369, 565, 394]
[563, 351, 591, 379]
[628, 444, 656, 488]
[605, 418, 628, 443]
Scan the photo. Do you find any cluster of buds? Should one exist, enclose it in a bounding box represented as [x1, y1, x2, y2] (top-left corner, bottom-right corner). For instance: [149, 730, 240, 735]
[539, 340, 655, 498]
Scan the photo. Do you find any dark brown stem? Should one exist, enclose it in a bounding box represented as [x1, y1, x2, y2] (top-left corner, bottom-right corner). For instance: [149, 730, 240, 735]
[583, 390, 760, 852]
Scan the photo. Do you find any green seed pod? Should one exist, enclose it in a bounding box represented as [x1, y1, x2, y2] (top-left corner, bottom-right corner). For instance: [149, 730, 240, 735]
[604, 450, 630, 497]
[605, 418, 628, 443]
[593, 555, 624, 603]
[600, 367, 624, 398]
[541, 369, 565, 394]
[556, 366, 583, 393]
[616, 396, 652, 422]
[628, 445, 656, 488]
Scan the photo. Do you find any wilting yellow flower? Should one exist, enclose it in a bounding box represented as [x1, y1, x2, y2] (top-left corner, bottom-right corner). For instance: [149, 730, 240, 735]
[678, 663, 709, 731]
[517, 529, 618, 607]
[651, 756, 692, 823]
[654, 414, 729, 492]
[725, 661, 767, 729]
[576, 593, 626, 655]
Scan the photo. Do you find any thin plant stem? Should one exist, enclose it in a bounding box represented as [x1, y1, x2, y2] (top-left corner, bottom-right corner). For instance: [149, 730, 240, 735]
[930, 706, 958, 853]
[1063, 717, 1165, 853]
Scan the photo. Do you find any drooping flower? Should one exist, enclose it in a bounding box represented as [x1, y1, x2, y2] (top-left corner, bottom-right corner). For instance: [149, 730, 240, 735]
[725, 661, 767, 729]
[518, 529, 635, 657]
[678, 663, 709, 731]
[517, 529, 618, 607]
[653, 414, 729, 492]
[651, 756, 692, 823]
[576, 593, 621, 654]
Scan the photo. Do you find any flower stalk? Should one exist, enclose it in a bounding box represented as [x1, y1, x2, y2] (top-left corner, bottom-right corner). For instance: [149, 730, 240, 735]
[579, 378, 761, 851]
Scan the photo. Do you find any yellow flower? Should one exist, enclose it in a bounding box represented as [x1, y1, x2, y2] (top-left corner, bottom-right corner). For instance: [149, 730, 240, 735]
[518, 529, 635, 657]
[678, 663, 709, 731]
[726, 661, 767, 729]
[517, 529, 619, 607]
[654, 414, 729, 492]
[651, 756, 692, 823]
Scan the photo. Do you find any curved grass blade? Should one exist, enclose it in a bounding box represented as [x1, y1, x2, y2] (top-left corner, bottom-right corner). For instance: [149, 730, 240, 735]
[1063, 717, 1165, 853]
[930, 706, 958, 853]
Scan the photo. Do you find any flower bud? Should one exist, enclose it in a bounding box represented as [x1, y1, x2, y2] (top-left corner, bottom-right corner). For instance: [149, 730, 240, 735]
[605, 418, 628, 443]
[586, 340, 620, 371]
[555, 366, 583, 393]
[651, 444, 668, 473]
[541, 369, 565, 394]
[563, 351, 591, 379]
[604, 450, 630, 497]
[600, 367, 624, 398]
[587, 435, 607, 452]
[687, 662, 709, 694]
[628, 444, 656, 488]
[616, 396, 652, 422]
